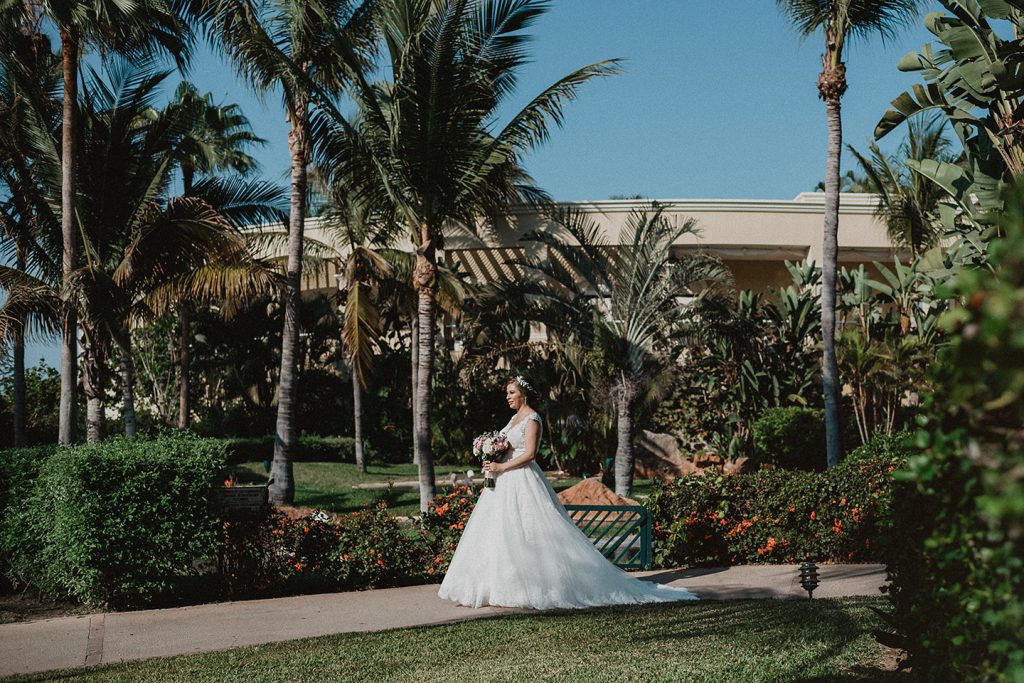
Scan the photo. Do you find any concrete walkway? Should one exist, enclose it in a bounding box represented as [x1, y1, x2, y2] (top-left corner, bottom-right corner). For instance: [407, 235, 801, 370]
[0, 564, 886, 678]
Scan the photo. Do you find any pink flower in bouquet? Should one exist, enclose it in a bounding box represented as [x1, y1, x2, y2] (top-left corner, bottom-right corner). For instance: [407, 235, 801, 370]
[472, 431, 510, 488]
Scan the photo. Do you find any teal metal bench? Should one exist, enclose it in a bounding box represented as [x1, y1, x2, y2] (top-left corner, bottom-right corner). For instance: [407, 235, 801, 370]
[563, 504, 652, 570]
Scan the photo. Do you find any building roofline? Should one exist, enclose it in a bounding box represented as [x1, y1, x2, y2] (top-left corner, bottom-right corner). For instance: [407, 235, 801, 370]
[506, 192, 880, 216]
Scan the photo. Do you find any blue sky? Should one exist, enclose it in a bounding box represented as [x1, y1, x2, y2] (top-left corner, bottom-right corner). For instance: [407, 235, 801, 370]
[172, 1, 939, 200]
[25, 1, 942, 366]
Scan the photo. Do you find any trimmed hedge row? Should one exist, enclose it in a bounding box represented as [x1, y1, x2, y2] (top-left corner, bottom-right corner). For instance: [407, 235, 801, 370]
[214, 435, 361, 465]
[0, 431, 474, 607]
[647, 450, 904, 567]
[1, 435, 226, 608]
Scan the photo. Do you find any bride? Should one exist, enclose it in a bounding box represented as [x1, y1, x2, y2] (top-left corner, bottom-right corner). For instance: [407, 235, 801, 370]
[438, 375, 697, 609]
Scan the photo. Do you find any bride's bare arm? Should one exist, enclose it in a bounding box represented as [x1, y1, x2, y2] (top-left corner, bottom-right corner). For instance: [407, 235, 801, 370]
[489, 420, 539, 474]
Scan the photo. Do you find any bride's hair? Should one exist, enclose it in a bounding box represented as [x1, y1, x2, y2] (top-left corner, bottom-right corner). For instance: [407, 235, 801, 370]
[507, 374, 537, 403]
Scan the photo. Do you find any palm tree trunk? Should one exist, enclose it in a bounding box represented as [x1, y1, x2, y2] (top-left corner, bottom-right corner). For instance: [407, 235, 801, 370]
[82, 338, 107, 443]
[12, 319, 25, 447]
[178, 304, 191, 430]
[58, 29, 79, 446]
[269, 105, 308, 505]
[411, 311, 419, 465]
[821, 90, 844, 469]
[120, 339, 137, 438]
[353, 356, 366, 473]
[412, 233, 438, 511]
[12, 251, 25, 447]
[414, 287, 436, 511]
[613, 377, 635, 499]
[178, 168, 194, 432]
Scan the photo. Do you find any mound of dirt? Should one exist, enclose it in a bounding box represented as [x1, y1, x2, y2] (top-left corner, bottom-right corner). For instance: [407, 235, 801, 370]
[557, 477, 639, 507]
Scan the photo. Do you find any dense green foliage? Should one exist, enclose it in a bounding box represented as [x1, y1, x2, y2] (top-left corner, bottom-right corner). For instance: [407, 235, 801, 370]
[0, 364, 64, 447]
[1, 435, 226, 608]
[217, 435, 362, 465]
[751, 406, 825, 471]
[647, 451, 905, 567]
[881, 197, 1024, 680]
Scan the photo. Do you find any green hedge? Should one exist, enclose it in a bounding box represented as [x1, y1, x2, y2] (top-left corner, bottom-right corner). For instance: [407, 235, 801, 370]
[751, 406, 825, 471]
[879, 200, 1024, 680]
[217, 435, 361, 465]
[647, 451, 904, 567]
[1, 434, 227, 608]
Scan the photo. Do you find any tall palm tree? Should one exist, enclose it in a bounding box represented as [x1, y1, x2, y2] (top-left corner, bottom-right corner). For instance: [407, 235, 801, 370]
[204, 0, 377, 504]
[849, 113, 955, 257]
[0, 25, 61, 446]
[12, 0, 196, 445]
[323, 0, 619, 511]
[517, 204, 731, 497]
[775, 0, 923, 468]
[165, 82, 266, 432]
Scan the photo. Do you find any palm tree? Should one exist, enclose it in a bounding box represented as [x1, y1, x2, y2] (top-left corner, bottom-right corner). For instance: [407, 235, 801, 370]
[204, 0, 377, 504]
[849, 113, 955, 257]
[315, 181, 394, 473]
[164, 82, 266, 432]
[323, 0, 619, 511]
[517, 204, 731, 497]
[0, 26, 61, 446]
[0, 62, 281, 442]
[13, 0, 195, 445]
[775, 0, 923, 468]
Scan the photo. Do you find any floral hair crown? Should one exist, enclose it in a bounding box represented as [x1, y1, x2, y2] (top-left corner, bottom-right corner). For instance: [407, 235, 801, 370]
[514, 375, 534, 392]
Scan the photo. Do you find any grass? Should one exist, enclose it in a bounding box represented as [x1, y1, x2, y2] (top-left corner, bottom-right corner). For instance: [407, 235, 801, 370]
[230, 460, 655, 517]
[16, 598, 897, 682]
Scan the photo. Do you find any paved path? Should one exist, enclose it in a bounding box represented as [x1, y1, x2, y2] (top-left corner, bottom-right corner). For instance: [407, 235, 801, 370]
[0, 564, 886, 678]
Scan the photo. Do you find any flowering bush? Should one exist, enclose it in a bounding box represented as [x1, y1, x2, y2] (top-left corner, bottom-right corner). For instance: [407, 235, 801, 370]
[647, 453, 902, 567]
[419, 485, 479, 576]
[222, 504, 432, 598]
[332, 505, 427, 588]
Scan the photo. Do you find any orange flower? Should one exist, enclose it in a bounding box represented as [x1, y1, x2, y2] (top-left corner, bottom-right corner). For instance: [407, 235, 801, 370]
[839, 498, 847, 506]
[788, 506, 795, 513]
[428, 567, 435, 575]
[223, 479, 234, 487]
[810, 511, 816, 521]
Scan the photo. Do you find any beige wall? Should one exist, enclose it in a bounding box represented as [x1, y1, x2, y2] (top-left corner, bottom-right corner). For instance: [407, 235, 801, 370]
[280, 192, 896, 296]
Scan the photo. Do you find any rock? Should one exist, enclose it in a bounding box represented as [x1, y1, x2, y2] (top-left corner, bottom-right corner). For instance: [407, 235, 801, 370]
[635, 430, 686, 479]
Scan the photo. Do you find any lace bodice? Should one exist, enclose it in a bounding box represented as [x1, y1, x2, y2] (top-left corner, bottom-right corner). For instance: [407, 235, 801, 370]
[500, 412, 543, 457]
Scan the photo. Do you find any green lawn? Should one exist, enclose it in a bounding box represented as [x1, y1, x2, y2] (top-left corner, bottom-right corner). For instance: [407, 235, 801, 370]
[19, 598, 897, 682]
[230, 461, 655, 517]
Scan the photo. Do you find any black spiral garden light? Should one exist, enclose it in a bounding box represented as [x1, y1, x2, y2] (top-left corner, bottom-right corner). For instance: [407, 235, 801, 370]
[799, 562, 820, 599]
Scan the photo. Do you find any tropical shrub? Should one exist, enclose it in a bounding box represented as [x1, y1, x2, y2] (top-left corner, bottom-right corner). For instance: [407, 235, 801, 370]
[751, 406, 825, 470]
[223, 505, 432, 598]
[420, 484, 480, 575]
[880, 195, 1024, 680]
[647, 454, 902, 567]
[654, 263, 823, 458]
[1, 434, 226, 608]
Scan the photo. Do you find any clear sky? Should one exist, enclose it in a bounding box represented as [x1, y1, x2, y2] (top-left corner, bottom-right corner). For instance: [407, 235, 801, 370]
[25, 1, 942, 367]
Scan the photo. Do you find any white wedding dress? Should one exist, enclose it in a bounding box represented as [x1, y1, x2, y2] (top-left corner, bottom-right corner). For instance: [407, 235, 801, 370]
[438, 412, 698, 609]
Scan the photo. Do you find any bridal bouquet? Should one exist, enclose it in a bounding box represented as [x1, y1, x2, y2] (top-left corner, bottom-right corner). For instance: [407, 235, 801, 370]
[472, 431, 510, 488]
